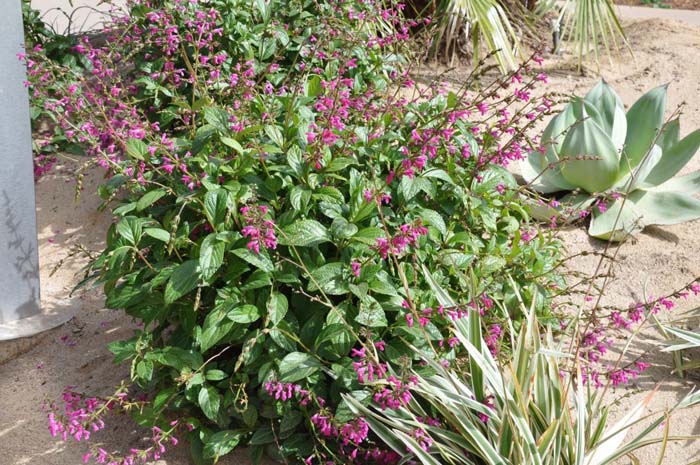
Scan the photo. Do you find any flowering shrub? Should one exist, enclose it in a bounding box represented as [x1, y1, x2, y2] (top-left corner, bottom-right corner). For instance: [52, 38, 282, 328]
[27, 0, 563, 462]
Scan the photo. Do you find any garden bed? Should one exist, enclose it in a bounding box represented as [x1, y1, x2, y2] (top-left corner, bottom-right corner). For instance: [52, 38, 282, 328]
[1, 10, 699, 465]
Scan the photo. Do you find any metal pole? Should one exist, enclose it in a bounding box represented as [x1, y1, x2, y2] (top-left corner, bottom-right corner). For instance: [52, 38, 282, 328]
[0, 1, 71, 341]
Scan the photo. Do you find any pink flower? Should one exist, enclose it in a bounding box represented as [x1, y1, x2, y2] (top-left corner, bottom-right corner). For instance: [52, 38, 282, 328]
[405, 314, 414, 328]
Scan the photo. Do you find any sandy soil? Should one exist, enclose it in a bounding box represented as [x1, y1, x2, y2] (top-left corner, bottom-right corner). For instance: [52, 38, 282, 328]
[1, 14, 699, 465]
[616, 0, 699, 10]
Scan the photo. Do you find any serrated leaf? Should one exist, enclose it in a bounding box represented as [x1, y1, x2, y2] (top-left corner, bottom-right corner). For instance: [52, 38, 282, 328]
[205, 190, 229, 229]
[221, 137, 244, 155]
[144, 228, 170, 242]
[136, 189, 166, 211]
[307, 262, 348, 295]
[198, 385, 221, 422]
[355, 295, 387, 327]
[306, 75, 322, 97]
[228, 304, 260, 324]
[279, 352, 321, 382]
[420, 208, 447, 238]
[267, 292, 288, 325]
[278, 219, 330, 247]
[164, 260, 200, 304]
[204, 106, 230, 133]
[126, 138, 148, 160]
[200, 234, 225, 280]
[264, 125, 284, 147]
[232, 248, 274, 272]
[203, 430, 242, 459]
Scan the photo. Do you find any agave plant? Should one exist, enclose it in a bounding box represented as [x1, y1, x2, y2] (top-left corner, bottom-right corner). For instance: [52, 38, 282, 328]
[347, 273, 700, 465]
[522, 81, 700, 241]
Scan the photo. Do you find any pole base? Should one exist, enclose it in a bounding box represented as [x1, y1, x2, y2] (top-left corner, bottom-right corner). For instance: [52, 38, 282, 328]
[0, 301, 73, 363]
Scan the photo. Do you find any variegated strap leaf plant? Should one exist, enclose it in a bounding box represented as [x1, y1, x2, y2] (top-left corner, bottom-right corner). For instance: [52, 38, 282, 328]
[522, 81, 700, 241]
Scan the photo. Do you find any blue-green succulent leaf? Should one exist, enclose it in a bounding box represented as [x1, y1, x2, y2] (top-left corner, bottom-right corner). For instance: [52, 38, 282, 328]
[650, 171, 700, 196]
[559, 117, 620, 194]
[570, 97, 608, 137]
[643, 129, 700, 188]
[630, 189, 700, 226]
[657, 118, 680, 155]
[627, 144, 662, 191]
[541, 103, 577, 157]
[621, 84, 668, 175]
[588, 198, 643, 241]
[522, 148, 576, 193]
[584, 80, 626, 152]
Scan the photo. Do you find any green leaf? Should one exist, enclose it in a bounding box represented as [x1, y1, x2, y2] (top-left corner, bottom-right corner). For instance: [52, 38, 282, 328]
[221, 137, 245, 155]
[290, 185, 311, 211]
[355, 295, 387, 327]
[203, 430, 242, 459]
[650, 171, 700, 196]
[267, 292, 288, 325]
[137, 189, 166, 211]
[308, 262, 348, 295]
[232, 248, 274, 272]
[144, 228, 170, 242]
[204, 370, 228, 381]
[145, 346, 203, 370]
[623, 84, 668, 173]
[126, 138, 148, 161]
[661, 326, 700, 352]
[330, 217, 358, 239]
[624, 144, 662, 191]
[205, 190, 229, 228]
[201, 307, 237, 352]
[200, 234, 225, 280]
[108, 339, 136, 363]
[265, 125, 284, 147]
[306, 75, 322, 98]
[165, 260, 200, 304]
[198, 386, 221, 422]
[279, 352, 321, 382]
[522, 148, 575, 194]
[559, 117, 620, 193]
[588, 198, 643, 242]
[228, 304, 260, 324]
[644, 129, 700, 187]
[278, 219, 330, 247]
[351, 227, 384, 245]
[250, 426, 274, 445]
[657, 118, 680, 155]
[136, 360, 153, 382]
[204, 106, 231, 133]
[116, 217, 142, 246]
[420, 208, 447, 238]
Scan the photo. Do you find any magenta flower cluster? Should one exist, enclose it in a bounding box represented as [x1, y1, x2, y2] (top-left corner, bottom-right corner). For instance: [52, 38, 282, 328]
[240, 205, 277, 254]
[46, 388, 181, 465]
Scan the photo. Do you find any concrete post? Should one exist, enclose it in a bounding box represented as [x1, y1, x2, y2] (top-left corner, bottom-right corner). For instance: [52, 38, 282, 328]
[0, 1, 70, 341]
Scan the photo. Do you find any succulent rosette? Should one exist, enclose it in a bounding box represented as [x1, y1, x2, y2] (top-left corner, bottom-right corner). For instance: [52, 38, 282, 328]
[522, 81, 700, 241]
